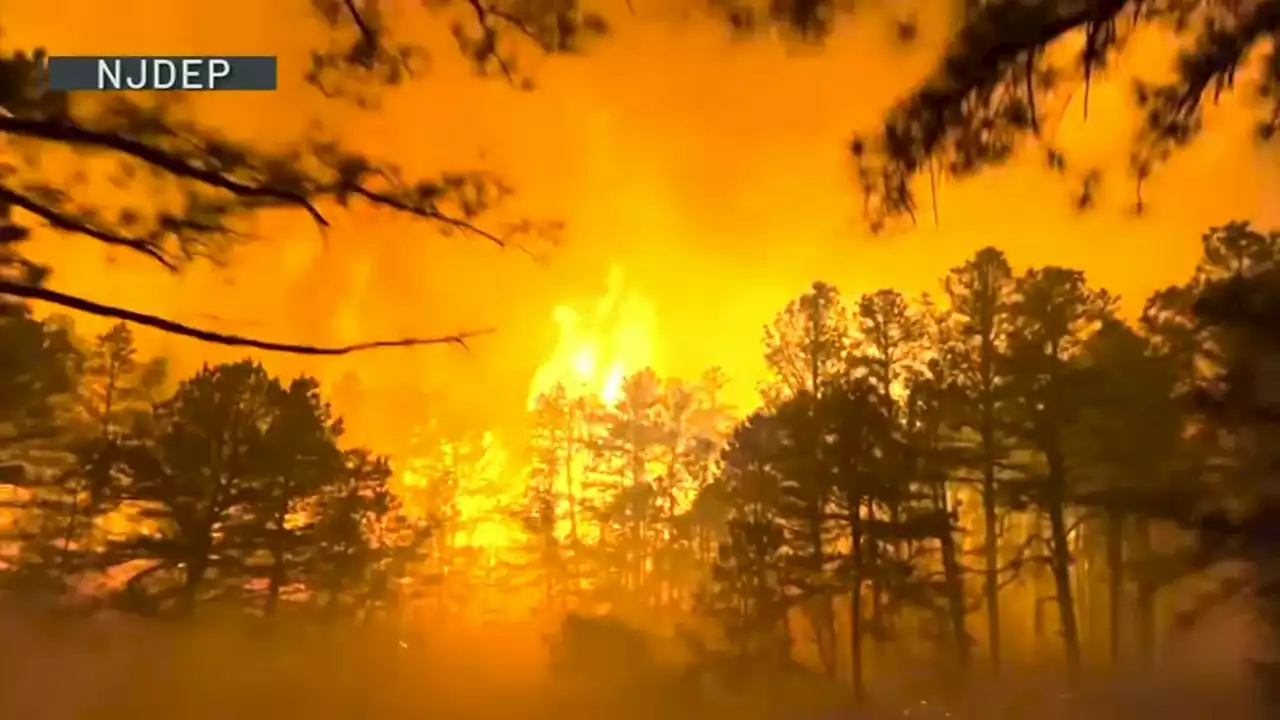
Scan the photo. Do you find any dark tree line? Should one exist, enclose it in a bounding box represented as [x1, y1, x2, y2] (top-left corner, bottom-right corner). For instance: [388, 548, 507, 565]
[514, 221, 1280, 709]
[0, 319, 430, 621]
[3, 219, 1275, 710]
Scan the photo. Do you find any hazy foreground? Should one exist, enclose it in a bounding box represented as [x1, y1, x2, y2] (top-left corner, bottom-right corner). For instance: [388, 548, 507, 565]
[1, 600, 1266, 720]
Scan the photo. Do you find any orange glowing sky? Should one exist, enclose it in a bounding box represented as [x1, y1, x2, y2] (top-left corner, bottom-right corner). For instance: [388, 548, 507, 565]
[5, 0, 1278, 451]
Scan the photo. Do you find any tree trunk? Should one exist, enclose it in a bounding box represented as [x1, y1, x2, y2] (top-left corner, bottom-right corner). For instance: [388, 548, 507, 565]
[982, 465, 1002, 675]
[938, 510, 971, 684]
[870, 573, 884, 656]
[799, 483, 837, 673]
[849, 506, 867, 705]
[979, 308, 1004, 676]
[1047, 499, 1082, 687]
[804, 594, 838, 680]
[58, 486, 83, 576]
[264, 556, 285, 618]
[179, 551, 209, 617]
[806, 499, 837, 679]
[264, 511, 287, 618]
[1044, 346, 1080, 686]
[1131, 515, 1157, 668]
[1105, 509, 1125, 668]
[565, 403, 581, 600]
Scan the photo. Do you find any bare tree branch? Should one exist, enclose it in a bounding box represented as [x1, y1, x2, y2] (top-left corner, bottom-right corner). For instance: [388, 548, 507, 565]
[0, 184, 178, 271]
[341, 0, 380, 54]
[347, 185, 505, 247]
[0, 114, 536, 265]
[472, 0, 545, 49]
[0, 115, 330, 226]
[465, 0, 520, 84]
[0, 281, 492, 355]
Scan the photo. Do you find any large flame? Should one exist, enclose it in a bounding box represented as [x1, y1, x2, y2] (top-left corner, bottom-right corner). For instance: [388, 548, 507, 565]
[527, 266, 658, 408]
[394, 267, 657, 553]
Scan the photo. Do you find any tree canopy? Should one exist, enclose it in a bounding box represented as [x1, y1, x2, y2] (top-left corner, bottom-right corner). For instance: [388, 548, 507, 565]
[5, 0, 1275, 352]
[853, 0, 1280, 229]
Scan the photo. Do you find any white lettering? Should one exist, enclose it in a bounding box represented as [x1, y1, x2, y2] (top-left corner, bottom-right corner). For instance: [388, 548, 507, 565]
[97, 59, 121, 90]
[123, 59, 147, 90]
[152, 59, 177, 90]
[82, 56, 255, 91]
[180, 58, 201, 89]
[207, 58, 231, 89]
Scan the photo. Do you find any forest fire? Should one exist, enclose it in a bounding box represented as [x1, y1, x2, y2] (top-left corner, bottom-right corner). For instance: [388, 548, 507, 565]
[527, 267, 658, 408]
[395, 267, 660, 554]
[399, 430, 515, 551]
[4, 1, 1280, 718]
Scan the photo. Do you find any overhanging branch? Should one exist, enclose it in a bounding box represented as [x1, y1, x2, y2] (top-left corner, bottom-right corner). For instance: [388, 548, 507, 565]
[0, 184, 177, 271]
[0, 281, 492, 355]
[347, 185, 505, 247]
[341, 0, 380, 53]
[0, 115, 518, 264]
[0, 115, 329, 226]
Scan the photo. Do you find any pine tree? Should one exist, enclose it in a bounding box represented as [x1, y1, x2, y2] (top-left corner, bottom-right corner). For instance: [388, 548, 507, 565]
[1005, 266, 1115, 686]
[760, 281, 852, 677]
[941, 246, 1017, 675]
[526, 383, 587, 604]
[233, 376, 345, 618]
[110, 360, 281, 616]
[850, 288, 928, 646]
[315, 448, 430, 623]
[592, 369, 666, 606]
[704, 410, 792, 662]
[0, 304, 81, 594]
